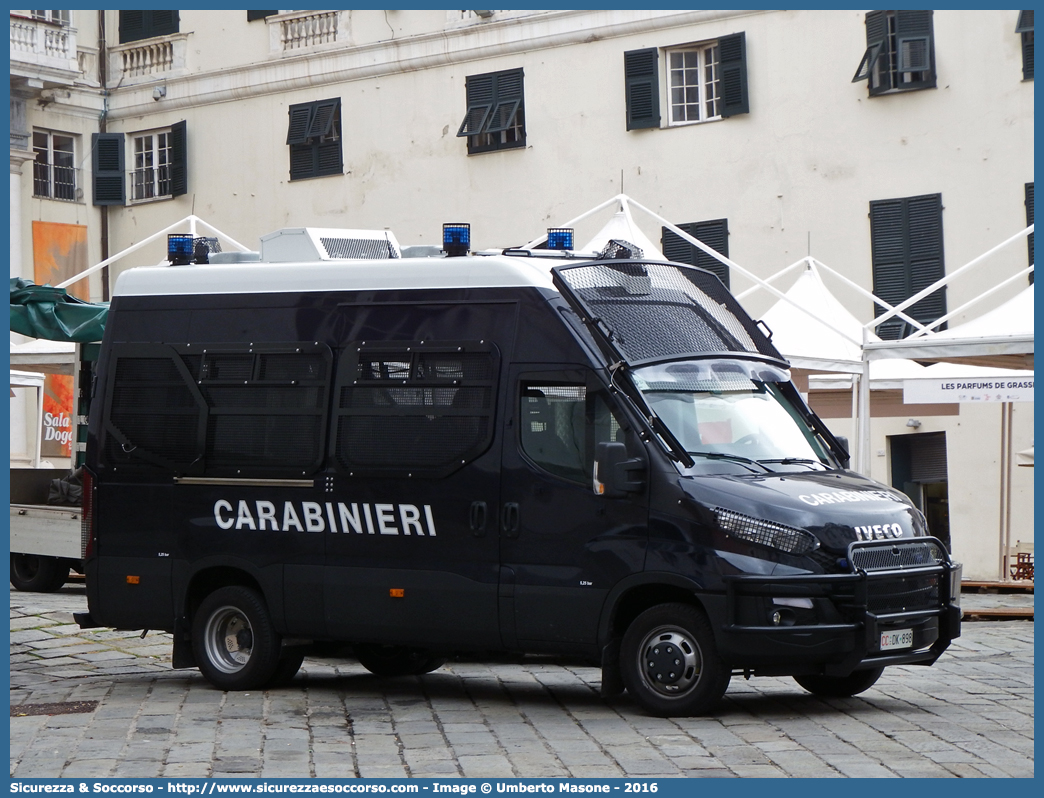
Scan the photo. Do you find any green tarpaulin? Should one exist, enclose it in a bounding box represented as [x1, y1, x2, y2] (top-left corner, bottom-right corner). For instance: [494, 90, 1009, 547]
[10, 278, 108, 343]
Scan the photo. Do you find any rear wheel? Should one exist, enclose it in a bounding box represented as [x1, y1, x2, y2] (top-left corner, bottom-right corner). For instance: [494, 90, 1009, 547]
[10, 554, 69, 592]
[794, 667, 884, 697]
[620, 603, 730, 717]
[193, 586, 282, 690]
[354, 644, 446, 677]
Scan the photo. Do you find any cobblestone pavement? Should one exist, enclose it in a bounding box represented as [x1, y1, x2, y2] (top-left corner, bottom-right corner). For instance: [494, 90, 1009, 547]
[10, 584, 1034, 779]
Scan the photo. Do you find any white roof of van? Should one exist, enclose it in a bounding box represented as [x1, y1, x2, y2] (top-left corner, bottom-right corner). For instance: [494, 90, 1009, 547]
[112, 255, 562, 297]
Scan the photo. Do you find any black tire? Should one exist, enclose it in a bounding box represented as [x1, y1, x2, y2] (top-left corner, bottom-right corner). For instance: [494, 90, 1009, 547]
[620, 603, 731, 717]
[794, 667, 884, 697]
[10, 554, 69, 592]
[266, 648, 306, 688]
[354, 644, 446, 677]
[192, 586, 283, 690]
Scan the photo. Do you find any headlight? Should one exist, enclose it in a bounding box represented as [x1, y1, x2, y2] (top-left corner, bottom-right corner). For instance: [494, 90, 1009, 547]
[714, 507, 819, 555]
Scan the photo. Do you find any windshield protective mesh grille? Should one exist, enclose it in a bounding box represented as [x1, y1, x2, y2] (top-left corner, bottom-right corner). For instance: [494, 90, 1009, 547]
[554, 262, 781, 363]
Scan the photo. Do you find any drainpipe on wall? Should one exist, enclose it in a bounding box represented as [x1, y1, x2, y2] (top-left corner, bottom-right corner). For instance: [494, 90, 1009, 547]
[97, 10, 110, 301]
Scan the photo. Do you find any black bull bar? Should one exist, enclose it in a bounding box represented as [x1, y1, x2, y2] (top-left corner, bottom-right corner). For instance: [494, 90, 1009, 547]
[720, 537, 963, 677]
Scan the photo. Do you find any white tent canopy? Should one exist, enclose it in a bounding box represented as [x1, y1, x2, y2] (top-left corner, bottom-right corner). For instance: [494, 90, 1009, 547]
[758, 264, 881, 374]
[863, 283, 1034, 369]
[578, 210, 665, 260]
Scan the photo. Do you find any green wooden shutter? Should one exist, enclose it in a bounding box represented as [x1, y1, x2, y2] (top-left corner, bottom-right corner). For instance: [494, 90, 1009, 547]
[486, 69, 524, 136]
[895, 10, 936, 87]
[662, 219, 730, 288]
[91, 132, 125, 206]
[308, 99, 340, 139]
[119, 10, 179, 44]
[286, 103, 314, 145]
[870, 194, 945, 339]
[1017, 12, 1035, 80]
[118, 11, 144, 43]
[1026, 182, 1034, 283]
[457, 73, 494, 137]
[853, 10, 887, 82]
[169, 120, 187, 197]
[718, 33, 749, 118]
[624, 48, 660, 130]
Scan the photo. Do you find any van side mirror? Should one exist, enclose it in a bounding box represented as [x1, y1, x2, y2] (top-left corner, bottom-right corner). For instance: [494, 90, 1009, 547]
[594, 442, 646, 498]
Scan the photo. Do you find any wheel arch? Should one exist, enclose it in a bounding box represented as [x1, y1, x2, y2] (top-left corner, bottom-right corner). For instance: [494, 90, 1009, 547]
[599, 572, 708, 645]
[183, 564, 265, 623]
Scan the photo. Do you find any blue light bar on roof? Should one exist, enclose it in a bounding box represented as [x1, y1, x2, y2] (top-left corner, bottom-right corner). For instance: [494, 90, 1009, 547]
[443, 223, 470, 257]
[167, 234, 194, 266]
[547, 228, 574, 250]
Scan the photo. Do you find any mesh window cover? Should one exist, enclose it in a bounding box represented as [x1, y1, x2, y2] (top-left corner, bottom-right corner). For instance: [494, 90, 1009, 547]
[336, 347, 496, 475]
[107, 356, 201, 468]
[104, 344, 331, 475]
[554, 262, 781, 363]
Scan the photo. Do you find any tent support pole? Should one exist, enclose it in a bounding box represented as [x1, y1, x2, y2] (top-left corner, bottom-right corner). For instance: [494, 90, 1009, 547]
[999, 402, 1014, 581]
[857, 331, 872, 476]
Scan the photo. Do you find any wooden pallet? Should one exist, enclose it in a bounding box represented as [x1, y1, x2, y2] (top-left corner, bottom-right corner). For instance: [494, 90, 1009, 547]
[961, 607, 1034, 620]
[961, 580, 1034, 593]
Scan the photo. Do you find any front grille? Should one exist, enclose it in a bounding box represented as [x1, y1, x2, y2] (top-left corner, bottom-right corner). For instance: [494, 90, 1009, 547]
[851, 539, 946, 571]
[867, 573, 941, 614]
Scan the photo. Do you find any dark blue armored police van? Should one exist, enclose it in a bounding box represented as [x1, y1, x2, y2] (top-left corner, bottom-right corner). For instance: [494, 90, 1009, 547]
[77, 227, 962, 717]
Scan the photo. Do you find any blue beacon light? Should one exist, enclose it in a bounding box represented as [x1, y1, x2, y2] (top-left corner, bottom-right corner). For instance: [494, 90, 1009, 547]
[167, 234, 194, 265]
[546, 228, 574, 250]
[443, 223, 471, 257]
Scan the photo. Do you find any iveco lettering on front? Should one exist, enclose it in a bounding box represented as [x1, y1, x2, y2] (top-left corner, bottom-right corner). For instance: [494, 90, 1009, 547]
[75, 226, 961, 717]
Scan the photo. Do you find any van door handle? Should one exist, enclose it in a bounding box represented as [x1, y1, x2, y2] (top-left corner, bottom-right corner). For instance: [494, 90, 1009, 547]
[501, 503, 520, 538]
[469, 501, 487, 537]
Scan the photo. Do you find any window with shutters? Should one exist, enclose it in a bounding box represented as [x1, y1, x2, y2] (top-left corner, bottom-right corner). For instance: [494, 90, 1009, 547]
[1017, 11, 1034, 80]
[32, 130, 77, 202]
[118, 10, 179, 44]
[130, 128, 172, 201]
[666, 42, 721, 124]
[287, 98, 343, 180]
[92, 122, 186, 207]
[661, 219, 730, 288]
[625, 33, 748, 132]
[1026, 182, 1034, 284]
[853, 11, 936, 96]
[31, 10, 70, 25]
[456, 68, 526, 154]
[869, 193, 946, 340]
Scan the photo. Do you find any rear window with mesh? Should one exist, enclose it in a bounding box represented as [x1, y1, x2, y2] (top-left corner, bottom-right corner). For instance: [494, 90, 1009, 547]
[102, 342, 332, 476]
[334, 343, 498, 477]
[552, 261, 782, 364]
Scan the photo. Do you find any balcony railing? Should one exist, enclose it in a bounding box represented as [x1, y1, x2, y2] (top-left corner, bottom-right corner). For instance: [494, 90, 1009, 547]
[119, 38, 174, 78]
[32, 163, 79, 202]
[10, 14, 79, 78]
[109, 32, 188, 84]
[272, 10, 344, 53]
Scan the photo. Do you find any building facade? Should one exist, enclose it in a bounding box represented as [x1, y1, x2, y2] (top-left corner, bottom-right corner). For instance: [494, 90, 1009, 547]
[10, 9, 1034, 578]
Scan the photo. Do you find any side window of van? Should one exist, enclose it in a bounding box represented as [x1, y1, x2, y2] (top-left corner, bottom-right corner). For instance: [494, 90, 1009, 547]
[102, 342, 332, 477]
[520, 382, 627, 485]
[333, 341, 498, 477]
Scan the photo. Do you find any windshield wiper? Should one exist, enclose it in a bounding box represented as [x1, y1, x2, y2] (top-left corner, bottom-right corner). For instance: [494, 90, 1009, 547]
[688, 451, 769, 473]
[757, 458, 827, 470]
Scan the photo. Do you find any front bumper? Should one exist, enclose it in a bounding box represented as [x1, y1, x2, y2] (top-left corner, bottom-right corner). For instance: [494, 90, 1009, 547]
[713, 537, 962, 677]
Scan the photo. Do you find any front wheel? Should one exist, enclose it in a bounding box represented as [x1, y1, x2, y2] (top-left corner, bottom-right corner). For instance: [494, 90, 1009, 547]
[192, 586, 283, 690]
[794, 667, 884, 697]
[354, 644, 446, 677]
[620, 603, 730, 717]
[10, 554, 69, 592]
